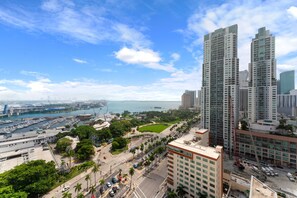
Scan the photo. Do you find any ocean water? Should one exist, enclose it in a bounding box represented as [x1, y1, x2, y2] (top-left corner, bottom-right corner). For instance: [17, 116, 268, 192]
[0, 101, 180, 120]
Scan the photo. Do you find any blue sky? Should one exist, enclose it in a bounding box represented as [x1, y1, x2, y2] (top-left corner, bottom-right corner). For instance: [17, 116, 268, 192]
[0, 0, 296, 101]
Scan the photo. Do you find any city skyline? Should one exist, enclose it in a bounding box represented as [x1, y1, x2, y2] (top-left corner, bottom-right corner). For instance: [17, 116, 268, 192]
[0, 0, 297, 100]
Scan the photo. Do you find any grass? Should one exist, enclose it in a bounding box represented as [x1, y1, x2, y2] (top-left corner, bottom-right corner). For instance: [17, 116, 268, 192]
[51, 161, 95, 189]
[111, 144, 128, 155]
[138, 123, 170, 133]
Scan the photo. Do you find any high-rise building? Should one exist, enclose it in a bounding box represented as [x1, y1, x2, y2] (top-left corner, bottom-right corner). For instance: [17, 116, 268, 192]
[239, 71, 248, 119]
[181, 92, 192, 109]
[181, 90, 196, 109]
[201, 24, 239, 150]
[195, 90, 202, 110]
[248, 27, 277, 123]
[280, 70, 295, 94]
[185, 90, 196, 107]
[277, 89, 297, 116]
[239, 70, 249, 88]
[3, 104, 8, 115]
[167, 128, 223, 198]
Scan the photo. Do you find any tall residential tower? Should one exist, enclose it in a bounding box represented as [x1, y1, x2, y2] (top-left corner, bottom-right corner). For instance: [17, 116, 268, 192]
[248, 27, 277, 123]
[201, 24, 239, 151]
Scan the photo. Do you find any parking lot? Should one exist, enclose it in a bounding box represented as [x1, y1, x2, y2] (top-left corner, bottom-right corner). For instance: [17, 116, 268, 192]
[224, 158, 297, 197]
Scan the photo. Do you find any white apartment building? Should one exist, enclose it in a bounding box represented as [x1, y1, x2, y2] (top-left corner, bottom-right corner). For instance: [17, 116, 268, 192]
[167, 128, 223, 198]
[201, 24, 239, 151]
[248, 27, 277, 123]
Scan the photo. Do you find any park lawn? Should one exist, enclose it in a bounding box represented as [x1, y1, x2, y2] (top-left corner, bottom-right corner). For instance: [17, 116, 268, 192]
[138, 123, 170, 133]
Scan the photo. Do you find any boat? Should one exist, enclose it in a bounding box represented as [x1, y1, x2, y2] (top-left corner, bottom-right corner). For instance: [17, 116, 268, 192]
[154, 106, 162, 109]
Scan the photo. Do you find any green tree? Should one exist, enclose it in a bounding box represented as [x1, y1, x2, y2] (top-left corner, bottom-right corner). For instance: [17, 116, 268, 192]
[99, 179, 105, 186]
[62, 191, 72, 198]
[89, 185, 96, 196]
[140, 144, 144, 153]
[72, 125, 96, 140]
[0, 186, 27, 198]
[167, 189, 177, 198]
[129, 167, 135, 189]
[75, 139, 94, 161]
[176, 184, 187, 198]
[111, 141, 120, 151]
[74, 183, 82, 197]
[85, 174, 91, 191]
[66, 146, 75, 168]
[56, 138, 73, 153]
[77, 193, 84, 198]
[92, 164, 99, 185]
[1, 160, 58, 198]
[130, 148, 136, 159]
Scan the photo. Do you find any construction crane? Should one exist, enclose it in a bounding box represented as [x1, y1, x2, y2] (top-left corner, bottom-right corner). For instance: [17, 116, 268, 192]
[248, 121, 267, 182]
[230, 96, 245, 170]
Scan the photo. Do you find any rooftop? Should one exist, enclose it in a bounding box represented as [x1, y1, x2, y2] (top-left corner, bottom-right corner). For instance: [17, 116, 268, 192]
[190, 127, 208, 134]
[168, 132, 222, 160]
[249, 176, 277, 198]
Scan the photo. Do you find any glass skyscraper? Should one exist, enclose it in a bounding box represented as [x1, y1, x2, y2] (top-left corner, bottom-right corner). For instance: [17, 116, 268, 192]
[248, 27, 277, 123]
[280, 70, 295, 94]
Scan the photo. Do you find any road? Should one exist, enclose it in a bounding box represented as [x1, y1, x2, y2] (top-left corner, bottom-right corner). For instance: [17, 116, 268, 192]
[131, 158, 167, 198]
[44, 120, 181, 198]
[44, 143, 134, 198]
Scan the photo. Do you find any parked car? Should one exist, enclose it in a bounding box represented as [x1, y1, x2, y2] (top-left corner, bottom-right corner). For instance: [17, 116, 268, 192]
[106, 182, 112, 188]
[109, 190, 115, 197]
[100, 187, 105, 194]
[111, 177, 118, 184]
[62, 186, 70, 192]
[112, 186, 118, 193]
[289, 177, 295, 182]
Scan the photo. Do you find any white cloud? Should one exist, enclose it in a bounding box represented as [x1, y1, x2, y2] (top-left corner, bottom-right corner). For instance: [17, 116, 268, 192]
[73, 58, 88, 64]
[287, 6, 297, 19]
[0, 1, 151, 47]
[171, 53, 180, 62]
[99, 68, 114, 72]
[115, 47, 160, 64]
[185, 0, 297, 71]
[114, 24, 151, 48]
[114, 47, 176, 72]
[0, 65, 203, 100]
[20, 70, 48, 79]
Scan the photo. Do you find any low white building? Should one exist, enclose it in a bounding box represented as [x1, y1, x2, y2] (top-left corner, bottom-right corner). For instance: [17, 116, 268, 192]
[167, 129, 223, 198]
[0, 130, 59, 154]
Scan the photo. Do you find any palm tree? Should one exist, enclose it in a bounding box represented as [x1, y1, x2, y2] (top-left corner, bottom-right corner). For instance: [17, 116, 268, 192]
[129, 167, 135, 188]
[92, 164, 99, 185]
[130, 148, 136, 159]
[66, 146, 75, 169]
[74, 183, 82, 197]
[167, 189, 177, 198]
[85, 174, 91, 191]
[99, 179, 105, 186]
[62, 191, 72, 198]
[176, 184, 187, 198]
[77, 193, 84, 198]
[89, 185, 96, 196]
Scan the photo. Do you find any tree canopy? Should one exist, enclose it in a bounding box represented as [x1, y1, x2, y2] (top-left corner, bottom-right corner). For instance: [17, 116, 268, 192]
[55, 137, 73, 153]
[75, 139, 95, 161]
[72, 125, 96, 140]
[0, 160, 58, 198]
